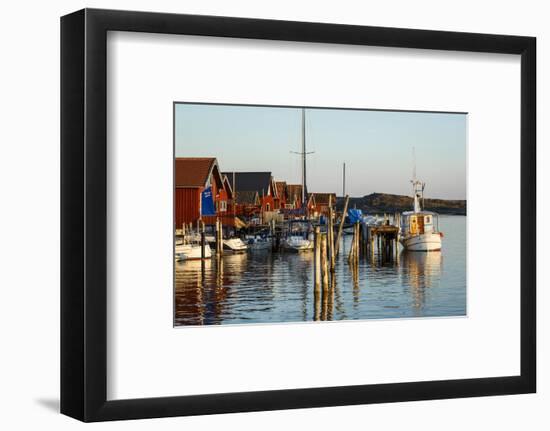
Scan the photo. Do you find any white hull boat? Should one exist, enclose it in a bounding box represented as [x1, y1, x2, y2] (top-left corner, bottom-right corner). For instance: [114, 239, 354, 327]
[175, 243, 212, 261]
[400, 232, 442, 251]
[399, 172, 443, 252]
[285, 235, 314, 252]
[223, 238, 248, 253]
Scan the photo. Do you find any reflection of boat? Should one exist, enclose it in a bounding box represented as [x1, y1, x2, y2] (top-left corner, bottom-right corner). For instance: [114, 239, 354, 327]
[223, 238, 248, 253]
[399, 176, 443, 252]
[285, 235, 314, 252]
[401, 250, 442, 288]
[175, 242, 212, 261]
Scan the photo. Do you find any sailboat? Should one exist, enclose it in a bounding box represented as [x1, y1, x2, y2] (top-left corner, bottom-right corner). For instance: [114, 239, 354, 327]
[399, 178, 443, 252]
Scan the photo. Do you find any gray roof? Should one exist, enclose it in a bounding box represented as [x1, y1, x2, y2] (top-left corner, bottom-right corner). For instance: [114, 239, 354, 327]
[222, 172, 272, 196]
[235, 190, 259, 205]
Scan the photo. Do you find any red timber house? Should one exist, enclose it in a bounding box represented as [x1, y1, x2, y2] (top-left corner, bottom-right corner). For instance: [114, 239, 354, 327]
[286, 184, 303, 209]
[174, 157, 234, 228]
[274, 181, 288, 210]
[309, 193, 337, 217]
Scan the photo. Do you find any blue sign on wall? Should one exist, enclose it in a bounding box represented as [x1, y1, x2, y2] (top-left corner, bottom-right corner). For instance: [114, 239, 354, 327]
[201, 186, 216, 216]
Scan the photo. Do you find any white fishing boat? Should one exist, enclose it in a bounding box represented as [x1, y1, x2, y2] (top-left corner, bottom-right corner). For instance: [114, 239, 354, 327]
[223, 237, 248, 253]
[399, 178, 443, 252]
[284, 234, 314, 252]
[175, 242, 212, 261]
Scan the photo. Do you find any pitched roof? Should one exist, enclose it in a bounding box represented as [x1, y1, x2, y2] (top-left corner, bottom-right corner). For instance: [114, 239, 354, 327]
[221, 172, 272, 195]
[235, 190, 259, 205]
[222, 175, 233, 199]
[286, 184, 303, 201]
[309, 192, 337, 205]
[275, 181, 287, 199]
[175, 157, 221, 188]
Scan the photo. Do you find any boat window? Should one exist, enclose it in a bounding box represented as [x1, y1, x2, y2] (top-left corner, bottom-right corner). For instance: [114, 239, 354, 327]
[426, 216, 431, 223]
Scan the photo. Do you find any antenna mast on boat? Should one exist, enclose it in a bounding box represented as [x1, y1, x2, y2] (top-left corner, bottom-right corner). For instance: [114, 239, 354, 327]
[290, 108, 314, 207]
[412, 146, 417, 181]
[411, 147, 425, 213]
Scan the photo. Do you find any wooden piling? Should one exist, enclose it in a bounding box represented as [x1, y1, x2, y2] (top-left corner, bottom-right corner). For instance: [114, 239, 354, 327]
[321, 233, 329, 321]
[219, 219, 224, 256]
[355, 222, 361, 264]
[200, 223, 206, 260]
[328, 195, 335, 272]
[351, 223, 356, 261]
[321, 233, 329, 291]
[215, 218, 220, 256]
[369, 228, 375, 260]
[334, 194, 350, 257]
[313, 226, 321, 293]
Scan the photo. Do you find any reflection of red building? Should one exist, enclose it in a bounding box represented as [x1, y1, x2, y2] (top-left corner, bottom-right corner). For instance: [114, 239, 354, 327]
[174, 157, 234, 228]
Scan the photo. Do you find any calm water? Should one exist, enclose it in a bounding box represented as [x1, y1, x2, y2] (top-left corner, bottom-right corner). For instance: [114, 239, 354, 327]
[175, 215, 466, 326]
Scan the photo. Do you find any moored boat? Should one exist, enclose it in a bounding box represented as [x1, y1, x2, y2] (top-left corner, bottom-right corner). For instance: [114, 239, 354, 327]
[399, 178, 443, 252]
[284, 234, 314, 252]
[223, 237, 248, 253]
[175, 242, 212, 261]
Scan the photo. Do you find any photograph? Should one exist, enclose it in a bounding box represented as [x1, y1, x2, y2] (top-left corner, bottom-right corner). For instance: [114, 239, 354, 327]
[174, 103, 467, 326]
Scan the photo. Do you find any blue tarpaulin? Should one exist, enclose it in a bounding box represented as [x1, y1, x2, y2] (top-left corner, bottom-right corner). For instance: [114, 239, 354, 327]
[347, 208, 363, 224]
[201, 186, 216, 216]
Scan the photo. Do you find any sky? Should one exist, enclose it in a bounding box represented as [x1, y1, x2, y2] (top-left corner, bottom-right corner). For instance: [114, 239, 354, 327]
[175, 103, 467, 200]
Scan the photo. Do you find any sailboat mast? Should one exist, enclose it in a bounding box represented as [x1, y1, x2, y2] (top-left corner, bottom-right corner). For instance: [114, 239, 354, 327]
[290, 108, 314, 209]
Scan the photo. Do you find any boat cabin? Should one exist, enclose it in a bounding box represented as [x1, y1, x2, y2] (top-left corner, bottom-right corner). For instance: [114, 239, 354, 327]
[402, 211, 439, 236]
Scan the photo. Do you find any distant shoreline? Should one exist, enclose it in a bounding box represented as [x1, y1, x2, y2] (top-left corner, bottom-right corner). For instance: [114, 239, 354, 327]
[335, 193, 467, 216]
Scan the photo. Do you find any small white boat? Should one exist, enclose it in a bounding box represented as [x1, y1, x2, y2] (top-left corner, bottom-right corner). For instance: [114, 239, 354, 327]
[223, 238, 248, 253]
[175, 242, 212, 261]
[285, 235, 314, 252]
[399, 178, 443, 252]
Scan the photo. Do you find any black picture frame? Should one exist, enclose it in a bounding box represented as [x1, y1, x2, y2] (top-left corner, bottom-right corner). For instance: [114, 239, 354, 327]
[61, 8, 536, 422]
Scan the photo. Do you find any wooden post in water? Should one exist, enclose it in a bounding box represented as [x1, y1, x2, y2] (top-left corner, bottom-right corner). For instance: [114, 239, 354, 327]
[200, 222, 206, 260]
[313, 226, 321, 321]
[313, 226, 321, 293]
[334, 195, 349, 257]
[370, 227, 375, 260]
[355, 222, 361, 264]
[200, 221, 206, 279]
[348, 226, 355, 264]
[215, 218, 220, 257]
[219, 219, 224, 256]
[328, 195, 335, 272]
[321, 233, 329, 291]
[321, 233, 329, 320]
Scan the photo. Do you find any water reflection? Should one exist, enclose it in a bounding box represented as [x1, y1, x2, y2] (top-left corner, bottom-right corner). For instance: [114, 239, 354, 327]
[400, 251, 443, 313]
[175, 216, 464, 326]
